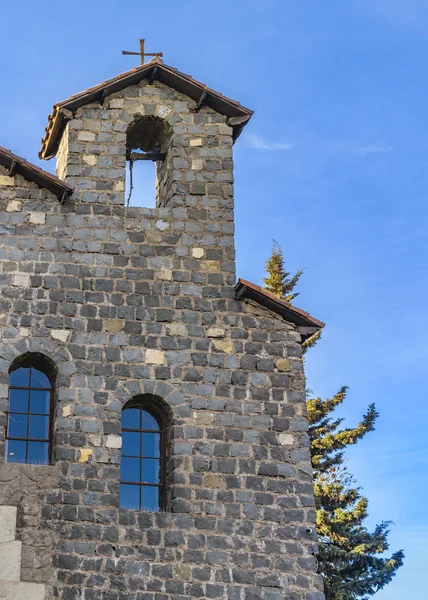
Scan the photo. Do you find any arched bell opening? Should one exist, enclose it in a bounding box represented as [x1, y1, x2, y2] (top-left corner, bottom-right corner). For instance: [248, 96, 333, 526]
[125, 115, 173, 208]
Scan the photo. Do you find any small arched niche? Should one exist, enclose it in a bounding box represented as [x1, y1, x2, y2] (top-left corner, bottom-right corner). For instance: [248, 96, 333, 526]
[125, 115, 173, 208]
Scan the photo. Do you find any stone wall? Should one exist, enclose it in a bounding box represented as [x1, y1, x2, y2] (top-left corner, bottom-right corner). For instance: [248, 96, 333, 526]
[0, 77, 324, 600]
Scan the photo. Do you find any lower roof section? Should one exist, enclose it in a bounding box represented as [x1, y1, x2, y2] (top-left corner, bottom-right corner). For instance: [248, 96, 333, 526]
[235, 278, 324, 342]
[0, 146, 73, 201]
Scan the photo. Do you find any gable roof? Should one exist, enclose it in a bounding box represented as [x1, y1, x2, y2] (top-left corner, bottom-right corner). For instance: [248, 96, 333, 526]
[0, 145, 73, 201]
[235, 279, 324, 342]
[39, 59, 254, 160]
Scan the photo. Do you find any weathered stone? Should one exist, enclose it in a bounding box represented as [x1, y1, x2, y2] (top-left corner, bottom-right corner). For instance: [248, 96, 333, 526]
[105, 434, 122, 449]
[145, 349, 165, 364]
[0, 540, 21, 581]
[0, 506, 17, 543]
[203, 473, 225, 489]
[212, 339, 233, 353]
[276, 358, 291, 372]
[29, 212, 46, 225]
[6, 200, 22, 212]
[78, 448, 93, 463]
[0, 580, 45, 600]
[105, 319, 124, 333]
[50, 329, 70, 342]
[0, 175, 15, 186]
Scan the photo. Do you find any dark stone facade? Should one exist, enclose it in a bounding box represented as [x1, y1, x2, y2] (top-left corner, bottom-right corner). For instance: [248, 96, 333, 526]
[0, 67, 324, 600]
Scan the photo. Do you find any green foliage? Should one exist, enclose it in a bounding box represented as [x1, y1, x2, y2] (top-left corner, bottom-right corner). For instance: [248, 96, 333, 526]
[309, 391, 404, 599]
[308, 387, 378, 474]
[262, 243, 404, 598]
[263, 240, 303, 302]
[263, 240, 320, 350]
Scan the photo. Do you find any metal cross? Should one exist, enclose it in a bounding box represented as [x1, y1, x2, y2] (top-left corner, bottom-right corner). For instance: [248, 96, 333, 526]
[122, 39, 163, 65]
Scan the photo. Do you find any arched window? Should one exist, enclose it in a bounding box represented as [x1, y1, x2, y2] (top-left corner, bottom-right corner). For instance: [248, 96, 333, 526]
[120, 397, 167, 511]
[6, 355, 54, 465]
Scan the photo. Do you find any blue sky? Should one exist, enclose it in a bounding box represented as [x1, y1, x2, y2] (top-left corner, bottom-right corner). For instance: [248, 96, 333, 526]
[1, 1, 427, 597]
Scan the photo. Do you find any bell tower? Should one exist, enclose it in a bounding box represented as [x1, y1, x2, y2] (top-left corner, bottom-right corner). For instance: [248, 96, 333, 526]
[0, 50, 325, 600]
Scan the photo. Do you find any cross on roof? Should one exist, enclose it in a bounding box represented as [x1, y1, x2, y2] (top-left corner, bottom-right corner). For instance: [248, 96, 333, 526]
[122, 39, 163, 65]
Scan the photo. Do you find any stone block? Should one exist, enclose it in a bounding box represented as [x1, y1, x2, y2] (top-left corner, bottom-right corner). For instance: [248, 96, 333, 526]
[166, 323, 187, 336]
[145, 349, 165, 364]
[207, 327, 225, 338]
[0, 507, 16, 544]
[13, 274, 30, 288]
[278, 433, 294, 446]
[50, 329, 70, 343]
[0, 540, 21, 581]
[192, 247, 204, 258]
[212, 339, 233, 354]
[6, 201, 21, 212]
[78, 131, 96, 142]
[29, 212, 46, 225]
[78, 449, 93, 463]
[0, 175, 14, 186]
[83, 154, 97, 166]
[105, 319, 124, 333]
[189, 137, 203, 147]
[155, 268, 172, 281]
[276, 358, 291, 372]
[0, 580, 45, 600]
[106, 435, 122, 449]
[203, 474, 225, 489]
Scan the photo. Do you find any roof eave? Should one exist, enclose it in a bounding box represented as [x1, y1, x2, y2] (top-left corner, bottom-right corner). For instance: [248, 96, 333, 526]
[0, 145, 73, 201]
[235, 279, 325, 341]
[39, 61, 254, 160]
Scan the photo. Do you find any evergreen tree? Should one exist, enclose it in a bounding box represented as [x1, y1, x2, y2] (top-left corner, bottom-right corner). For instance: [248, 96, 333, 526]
[262, 243, 404, 598]
[262, 240, 318, 352]
[263, 240, 303, 302]
[308, 390, 404, 599]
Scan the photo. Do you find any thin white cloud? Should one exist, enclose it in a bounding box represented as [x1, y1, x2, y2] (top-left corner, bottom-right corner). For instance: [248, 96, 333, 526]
[245, 133, 293, 151]
[355, 144, 395, 155]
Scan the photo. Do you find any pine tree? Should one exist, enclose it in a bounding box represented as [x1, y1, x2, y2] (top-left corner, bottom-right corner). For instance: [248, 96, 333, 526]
[308, 390, 404, 599]
[262, 241, 319, 352]
[262, 244, 404, 598]
[263, 240, 303, 303]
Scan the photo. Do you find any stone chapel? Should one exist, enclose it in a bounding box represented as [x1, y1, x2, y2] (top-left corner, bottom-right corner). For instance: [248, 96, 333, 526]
[0, 54, 325, 600]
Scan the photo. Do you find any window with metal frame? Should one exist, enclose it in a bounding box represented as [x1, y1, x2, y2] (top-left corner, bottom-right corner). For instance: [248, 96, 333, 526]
[6, 361, 53, 465]
[120, 398, 167, 511]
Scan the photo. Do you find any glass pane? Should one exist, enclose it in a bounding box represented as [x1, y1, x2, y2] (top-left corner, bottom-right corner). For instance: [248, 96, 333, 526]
[141, 485, 160, 511]
[9, 367, 30, 387]
[122, 431, 140, 457]
[142, 410, 159, 431]
[27, 442, 49, 465]
[122, 407, 141, 430]
[9, 389, 29, 413]
[30, 390, 50, 415]
[7, 414, 28, 439]
[6, 440, 27, 463]
[120, 484, 140, 510]
[29, 415, 49, 440]
[30, 368, 51, 389]
[142, 432, 160, 458]
[121, 457, 140, 483]
[141, 458, 160, 484]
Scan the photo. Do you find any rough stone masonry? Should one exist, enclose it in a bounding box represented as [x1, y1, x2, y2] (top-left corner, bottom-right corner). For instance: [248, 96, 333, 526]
[0, 58, 325, 600]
